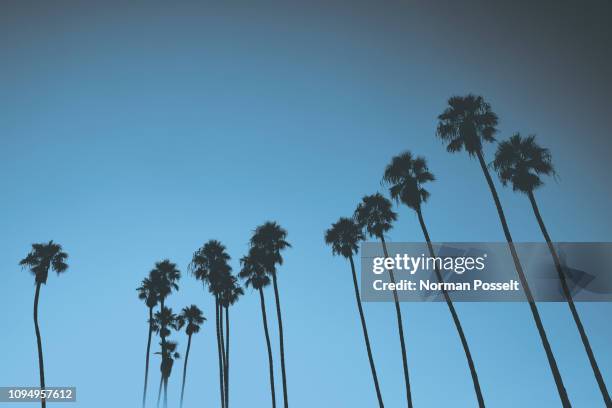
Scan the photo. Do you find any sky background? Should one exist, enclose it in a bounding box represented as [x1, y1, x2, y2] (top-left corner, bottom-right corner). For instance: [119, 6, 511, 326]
[1, 1, 611, 407]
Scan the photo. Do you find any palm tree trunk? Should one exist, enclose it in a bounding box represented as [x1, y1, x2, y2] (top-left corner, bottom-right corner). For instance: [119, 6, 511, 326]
[416, 207, 485, 407]
[379, 235, 413, 408]
[219, 303, 227, 406]
[143, 306, 154, 408]
[163, 377, 168, 408]
[225, 306, 230, 408]
[215, 298, 226, 408]
[476, 150, 571, 407]
[180, 334, 192, 408]
[271, 274, 289, 408]
[348, 255, 385, 408]
[259, 288, 277, 408]
[33, 281, 46, 408]
[527, 190, 611, 406]
[157, 376, 163, 408]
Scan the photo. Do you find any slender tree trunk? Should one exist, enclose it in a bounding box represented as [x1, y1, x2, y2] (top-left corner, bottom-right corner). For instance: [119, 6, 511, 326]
[259, 288, 277, 408]
[180, 334, 192, 408]
[157, 376, 163, 408]
[215, 298, 226, 408]
[379, 235, 413, 408]
[33, 282, 46, 408]
[163, 377, 168, 408]
[348, 255, 385, 407]
[225, 307, 230, 408]
[528, 190, 611, 406]
[220, 303, 227, 406]
[271, 274, 289, 408]
[143, 306, 154, 408]
[416, 207, 485, 407]
[476, 150, 571, 407]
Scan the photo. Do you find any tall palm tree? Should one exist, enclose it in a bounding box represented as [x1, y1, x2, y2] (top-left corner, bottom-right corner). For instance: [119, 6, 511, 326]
[177, 305, 205, 408]
[437, 95, 571, 407]
[19, 241, 69, 408]
[220, 275, 244, 408]
[382, 151, 485, 407]
[493, 133, 611, 406]
[190, 240, 232, 408]
[354, 194, 412, 408]
[250, 222, 291, 408]
[153, 306, 180, 408]
[239, 247, 277, 408]
[137, 275, 159, 408]
[155, 340, 180, 408]
[325, 218, 384, 408]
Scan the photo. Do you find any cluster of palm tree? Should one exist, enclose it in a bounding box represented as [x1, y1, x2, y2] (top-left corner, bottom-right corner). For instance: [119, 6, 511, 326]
[325, 94, 610, 408]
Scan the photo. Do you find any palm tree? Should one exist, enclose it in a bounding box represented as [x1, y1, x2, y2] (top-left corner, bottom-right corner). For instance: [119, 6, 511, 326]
[155, 340, 180, 408]
[190, 240, 232, 408]
[250, 222, 291, 408]
[493, 133, 611, 406]
[239, 247, 277, 408]
[177, 305, 205, 408]
[220, 275, 244, 408]
[19, 241, 68, 408]
[325, 218, 384, 407]
[382, 152, 485, 407]
[153, 306, 181, 408]
[437, 95, 571, 407]
[354, 194, 412, 408]
[137, 275, 159, 408]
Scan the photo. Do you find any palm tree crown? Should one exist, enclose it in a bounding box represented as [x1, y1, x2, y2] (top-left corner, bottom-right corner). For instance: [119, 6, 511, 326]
[190, 240, 232, 295]
[154, 306, 181, 339]
[324, 217, 364, 259]
[220, 275, 244, 308]
[436, 94, 499, 156]
[137, 276, 159, 309]
[151, 260, 180, 302]
[239, 248, 271, 290]
[382, 151, 435, 211]
[178, 305, 205, 336]
[250, 221, 291, 274]
[19, 241, 68, 284]
[492, 133, 555, 193]
[354, 193, 397, 238]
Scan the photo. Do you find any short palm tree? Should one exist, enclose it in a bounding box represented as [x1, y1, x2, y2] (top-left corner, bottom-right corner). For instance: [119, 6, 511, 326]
[220, 275, 244, 408]
[153, 306, 180, 408]
[493, 133, 610, 406]
[19, 241, 68, 408]
[239, 247, 277, 408]
[177, 305, 205, 408]
[382, 152, 485, 407]
[437, 95, 571, 407]
[325, 218, 384, 407]
[250, 222, 291, 408]
[137, 275, 159, 408]
[190, 240, 232, 408]
[354, 194, 412, 408]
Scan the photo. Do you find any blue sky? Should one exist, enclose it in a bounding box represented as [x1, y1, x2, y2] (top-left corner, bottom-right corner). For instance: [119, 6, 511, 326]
[1, 1, 611, 407]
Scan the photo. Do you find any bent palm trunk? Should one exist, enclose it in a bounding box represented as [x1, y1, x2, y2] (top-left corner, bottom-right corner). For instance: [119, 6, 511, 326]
[528, 190, 611, 406]
[348, 255, 384, 407]
[180, 334, 192, 408]
[379, 235, 413, 408]
[476, 150, 571, 407]
[34, 282, 46, 408]
[259, 288, 277, 408]
[416, 208, 485, 407]
[215, 298, 226, 408]
[143, 306, 154, 408]
[271, 274, 289, 408]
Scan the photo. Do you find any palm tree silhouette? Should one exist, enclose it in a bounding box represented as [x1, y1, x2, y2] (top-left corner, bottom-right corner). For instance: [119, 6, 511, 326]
[382, 151, 485, 407]
[354, 194, 412, 408]
[437, 95, 571, 407]
[19, 241, 68, 408]
[493, 133, 611, 406]
[325, 217, 385, 407]
[250, 222, 291, 408]
[239, 247, 277, 408]
[177, 305, 205, 408]
[220, 275, 244, 408]
[137, 275, 160, 408]
[153, 306, 181, 408]
[190, 240, 232, 408]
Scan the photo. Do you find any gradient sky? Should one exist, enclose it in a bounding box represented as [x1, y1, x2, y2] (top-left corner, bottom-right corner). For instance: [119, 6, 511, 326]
[1, 1, 611, 407]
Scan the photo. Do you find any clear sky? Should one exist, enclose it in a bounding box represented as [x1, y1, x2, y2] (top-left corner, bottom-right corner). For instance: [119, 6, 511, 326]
[1, 1, 611, 407]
